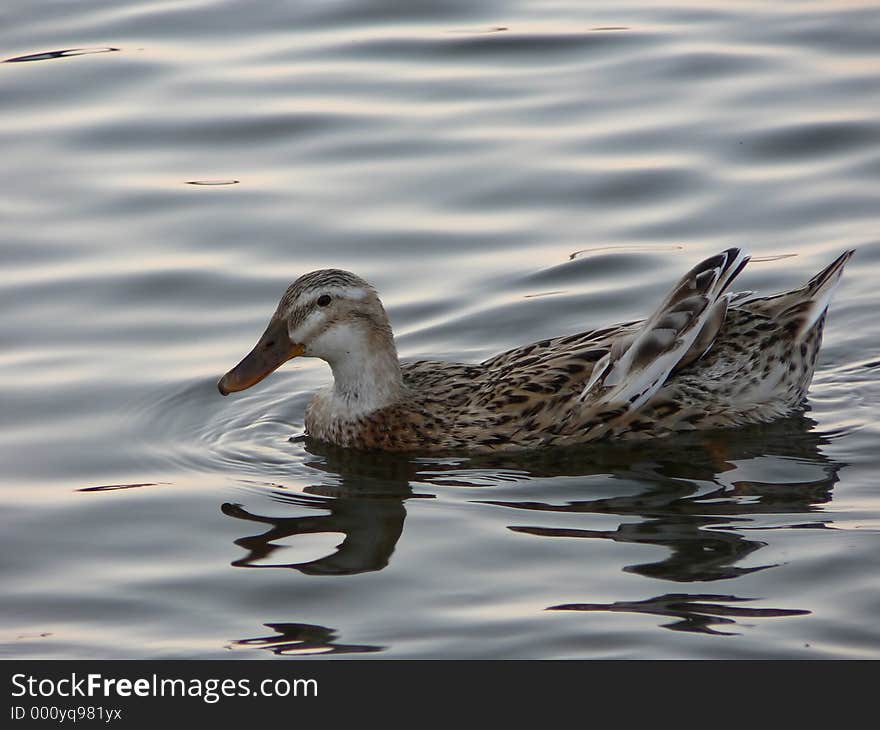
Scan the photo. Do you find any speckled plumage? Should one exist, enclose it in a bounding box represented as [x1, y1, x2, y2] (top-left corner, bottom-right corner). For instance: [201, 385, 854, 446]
[220, 249, 854, 453]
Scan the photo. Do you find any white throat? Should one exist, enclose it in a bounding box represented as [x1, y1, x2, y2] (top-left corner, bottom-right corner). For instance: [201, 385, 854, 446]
[310, 322, 403, 418]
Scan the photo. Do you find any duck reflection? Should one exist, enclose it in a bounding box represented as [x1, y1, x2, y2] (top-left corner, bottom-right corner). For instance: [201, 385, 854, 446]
[233, 622, 382, 656]
[476, 414, 841, 583]
[222, 442, 430, 575]
[221, 413, 842, 636]
[473, 413, 842, 634]
[548, 594, 810, 636]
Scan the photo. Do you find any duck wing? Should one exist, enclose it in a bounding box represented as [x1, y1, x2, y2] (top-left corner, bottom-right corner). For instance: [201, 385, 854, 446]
[579, 247, 751, 415]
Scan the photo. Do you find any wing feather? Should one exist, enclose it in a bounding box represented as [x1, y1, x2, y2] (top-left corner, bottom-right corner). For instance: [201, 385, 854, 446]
[579, 248, 750, 414]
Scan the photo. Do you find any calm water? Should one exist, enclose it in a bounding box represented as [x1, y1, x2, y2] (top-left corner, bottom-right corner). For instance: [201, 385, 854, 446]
[2, 0, 879, 659]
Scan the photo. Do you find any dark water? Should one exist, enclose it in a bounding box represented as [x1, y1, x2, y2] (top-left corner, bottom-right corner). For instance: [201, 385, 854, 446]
[2, 1, 879, 658]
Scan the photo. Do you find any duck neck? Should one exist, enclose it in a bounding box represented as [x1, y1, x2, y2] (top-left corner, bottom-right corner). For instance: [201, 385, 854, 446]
[326, 333, 404, 418]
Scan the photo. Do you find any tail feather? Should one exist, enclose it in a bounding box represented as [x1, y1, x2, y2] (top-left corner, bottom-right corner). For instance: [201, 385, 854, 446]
[778, 249, 855, 337]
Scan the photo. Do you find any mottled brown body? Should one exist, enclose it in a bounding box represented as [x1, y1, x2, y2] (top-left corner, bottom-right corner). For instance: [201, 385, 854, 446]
[305, 299, 831, 452]
[221, 249, 853, 453]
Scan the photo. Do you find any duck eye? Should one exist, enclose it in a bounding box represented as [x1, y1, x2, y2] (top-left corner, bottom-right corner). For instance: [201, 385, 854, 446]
[316, 294, 332, 307]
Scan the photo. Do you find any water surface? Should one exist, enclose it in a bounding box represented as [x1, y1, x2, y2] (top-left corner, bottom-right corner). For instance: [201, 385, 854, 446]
[2, 0, 879, 658]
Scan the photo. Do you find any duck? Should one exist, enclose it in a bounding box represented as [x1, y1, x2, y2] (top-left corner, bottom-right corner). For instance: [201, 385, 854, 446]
[218, 248, 854, 452]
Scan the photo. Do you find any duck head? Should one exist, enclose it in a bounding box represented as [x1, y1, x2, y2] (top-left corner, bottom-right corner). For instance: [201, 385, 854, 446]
[218, 270, 402, 407]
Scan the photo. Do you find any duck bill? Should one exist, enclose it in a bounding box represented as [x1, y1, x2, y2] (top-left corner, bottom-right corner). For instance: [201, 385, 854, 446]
[218, 318, 305, 396]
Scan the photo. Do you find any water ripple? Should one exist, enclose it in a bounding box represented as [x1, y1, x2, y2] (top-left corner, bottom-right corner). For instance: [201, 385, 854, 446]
[4, 47, 120, 63]
[1, 0, 879, 659]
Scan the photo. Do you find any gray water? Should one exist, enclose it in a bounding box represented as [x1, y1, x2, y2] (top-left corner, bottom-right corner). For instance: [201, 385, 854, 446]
[2, 0, 879, 659]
